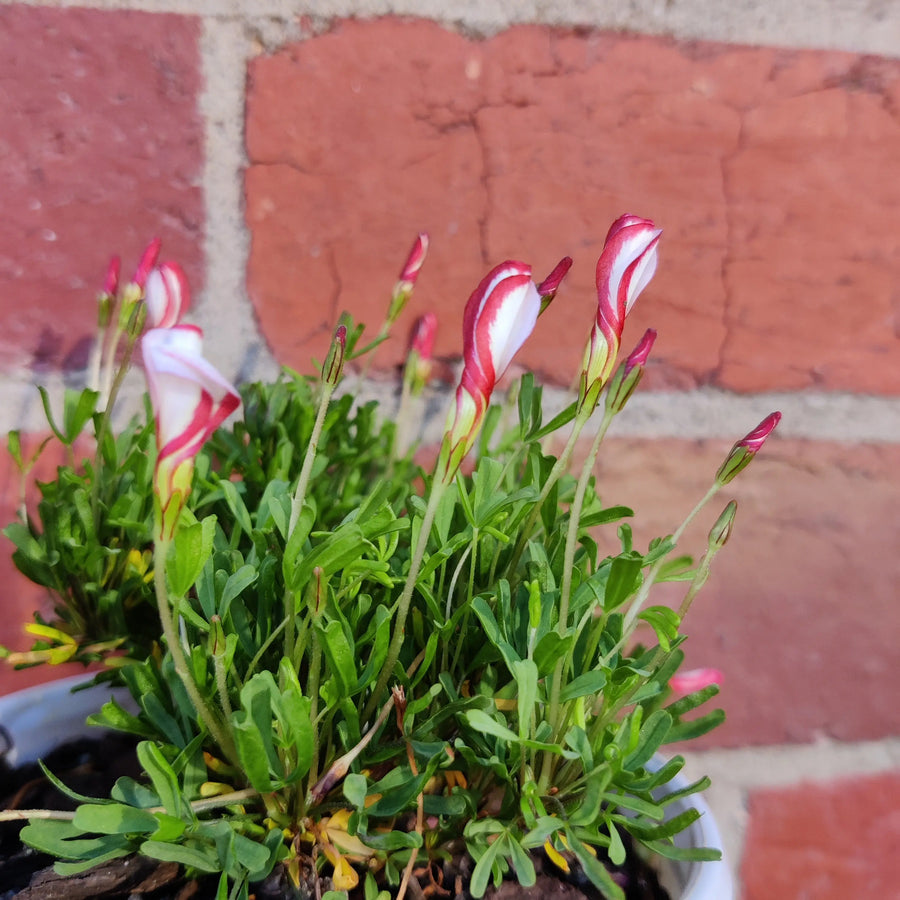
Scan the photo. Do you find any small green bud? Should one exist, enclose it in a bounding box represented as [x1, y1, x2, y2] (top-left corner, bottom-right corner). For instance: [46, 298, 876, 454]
[322, 324, 347, 386]
[708, 500, 737, 551]
[209, 615, 227, 658]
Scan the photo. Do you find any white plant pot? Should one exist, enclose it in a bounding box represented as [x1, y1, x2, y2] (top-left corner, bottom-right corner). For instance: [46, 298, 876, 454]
[650, 761, 734, 900]
[0, 673, 134, 767]
[0, 678, 732, 900]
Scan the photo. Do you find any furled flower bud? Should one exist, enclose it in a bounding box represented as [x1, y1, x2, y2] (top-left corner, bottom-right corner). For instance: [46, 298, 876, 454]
[131, 237, 163, 291]
[102, 255, 121, 298]
[388, 232, 429, 323]
[605, 328, 657, 415]
[708, 500, 737, 551]
[670, 668, 723, 696]
[145, 262, 190, 328]
[406, 312, 437, 394]
[578, 215, 661, 413]
[142, 325, 241, 540]
[322, 324, 347, 386]
[716, 412, 781, 485]
[97, 256, 122, 331]
[536, 256, 573, 312]
[441, 261, 541, 480]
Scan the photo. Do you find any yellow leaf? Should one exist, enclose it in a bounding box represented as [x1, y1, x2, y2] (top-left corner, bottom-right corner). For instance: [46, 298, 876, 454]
[544, 840, 570, 873]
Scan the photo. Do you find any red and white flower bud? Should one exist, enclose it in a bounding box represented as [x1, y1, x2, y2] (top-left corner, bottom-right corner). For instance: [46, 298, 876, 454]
[142, 325, 241, 539]
[442, 261, 541, 479]
[536, 256, 573, 312]
[716, 411, 781, 485]
[102, 256, 121, 298]
[388, 232, 430, 323]
[406, 313, 437, 392]
[605, 328, 657, 415]
[670, 668, 723, 696]
[579, 215, 661, 412]
[398, 232, 429, 290]
[145, 262, 190, 329]
[131, 237, 163, 291]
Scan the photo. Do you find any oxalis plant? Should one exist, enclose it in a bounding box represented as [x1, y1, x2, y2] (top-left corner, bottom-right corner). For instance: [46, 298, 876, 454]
[1, 217, 779, 900]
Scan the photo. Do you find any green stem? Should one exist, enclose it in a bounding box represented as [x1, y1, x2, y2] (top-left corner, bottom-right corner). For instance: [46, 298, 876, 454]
[620, 483, 720, 635]
[307, 629, 324, 787]
[538, 409, 613, 793]
[213, 654, 234, 722]
[285, 380, 335, 664]
[153, 539, 238, 765]
[362, 478, 446, 722]
[506, 409, 591, 580]
[289, 381, 336, 536]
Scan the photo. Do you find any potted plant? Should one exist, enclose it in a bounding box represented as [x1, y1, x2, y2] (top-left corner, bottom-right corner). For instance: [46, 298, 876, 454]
[1, 217, 776, 899]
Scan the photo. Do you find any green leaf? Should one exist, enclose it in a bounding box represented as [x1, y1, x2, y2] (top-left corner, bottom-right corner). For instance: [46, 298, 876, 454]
[506, 834, 536, 887]
[641, 840, 721, 862]
[73, 803, 159, 835]
[638, 606, 681, 652]
[510, 659, 538, 741]
[218, 478, 253, 534]
[220, 565, 259, 616]
[141, 839, 222, 873]
[63, 388, 100, 443]
[603, 554, 643, 611]
[167, 516, 217, 597]
[623, 710, 672, 771]
[53, 846, 132, 875]
[469, 833, 506, 897]
[533, 632, 573, 676]
[319, 620, 357, 697]
[38, 385, 67, 444]
[565, 828, 624, 900]
[664, 708, 725, 743]
[559, 669, 607, 702]
[136, 742, 184, 819]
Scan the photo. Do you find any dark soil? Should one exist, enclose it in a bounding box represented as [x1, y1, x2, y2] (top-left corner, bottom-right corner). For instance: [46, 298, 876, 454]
[0, 736, 670, 900]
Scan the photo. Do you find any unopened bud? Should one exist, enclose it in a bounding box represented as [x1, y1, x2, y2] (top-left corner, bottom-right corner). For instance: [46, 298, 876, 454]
[708, 500, 737, 551]
[605, 328, 657, 415]
[209, 615, 227, 658]
[323, 325, 347, 386]
[103, 255, 121, 297]
[307, 566, 326, 618]
[536, 256, 572, 313]
[125, 296, 148, 339]
[406, 313, 437, 394]
[716, 412, 781, 485]
[388, 232, 429, 323]
[132, 237, 162, 290]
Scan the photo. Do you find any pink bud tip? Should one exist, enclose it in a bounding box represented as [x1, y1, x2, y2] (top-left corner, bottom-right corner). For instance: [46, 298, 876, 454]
[398, 232, 429, 285]
[536, 256, 573, 297]
[103, 256, 121, 296]
[738, 411, 782, 452]
[132, 238, 163, 289]
[409, 313, 437, 359]
[670, 668, 723, 695]
[624, 328, 657, 373]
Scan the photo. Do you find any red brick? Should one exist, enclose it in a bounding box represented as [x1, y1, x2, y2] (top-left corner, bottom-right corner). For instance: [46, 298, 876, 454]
[0, 7, 204, 375]
[582, 436, 900, 747]
[246, 21, 900, 393]
[742, 772, 900, 899]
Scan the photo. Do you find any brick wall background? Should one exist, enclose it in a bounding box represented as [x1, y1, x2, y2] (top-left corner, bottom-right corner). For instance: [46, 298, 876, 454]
[1, 2, 898, 897]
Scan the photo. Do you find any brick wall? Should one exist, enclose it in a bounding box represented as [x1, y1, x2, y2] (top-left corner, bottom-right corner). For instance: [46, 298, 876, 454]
[1, 3, 898, 897]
